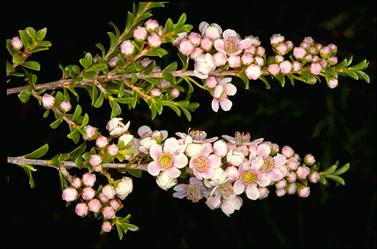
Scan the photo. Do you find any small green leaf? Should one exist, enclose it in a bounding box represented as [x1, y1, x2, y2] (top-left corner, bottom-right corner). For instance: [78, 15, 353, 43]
[37, 28, 47, 40]
[59, 171, 68, 191]
[67, 129, 80, 144]
[87, 63, 108, 72]
[80, 114, 89, 128]
[116, 224, 124, 240]
[12, 53, 24, 64]
[127, 169, 142, 178]
[259, 76, 271, 89]
[145, 77, 160, 86]
[94, 93, 104, 108]
[326, 175, 345, 185]
[18, 87, 32, 103]
[50, 117, 63, 129]
[24, 144, 49, 159]
[83, 71, 97, 80]
[25, 27, 37, 40]
[79, 52, 92, 69]
[108, 21, 120, 38]
[176, 13, 187, 27]
[96, 43, 106, 57]
[22, 61, 40, 71]
[110, 100, 122, 118]
[145, 47, 168, 57]
[319, 176, 328, 186]
[122, 223, 139, 232]
[72, 105, 82, 122]
[356, 71, 370, 83]
[19, 30, 31, 48]
[107, 32, 117, 47]
[163, 72, 176, 84]
[163, 62, 178, 72]
[22, 164, 36, 188]
[43, 109, 50, 118]
[321, 164, 337, 175]
[274, 74, 285, 87]
[344, 70, 359, 80]
[334, 163, 350, 176]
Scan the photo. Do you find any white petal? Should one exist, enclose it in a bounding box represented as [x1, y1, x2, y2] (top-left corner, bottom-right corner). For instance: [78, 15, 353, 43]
[233, 180, 245, 195]
[246, 184, 260, 200]
[149, 144, 162, 160]
[147, 162, 160, 176]
[166, 167, 181, 178]
[214, 84, 224, 98]
[211, 99, 219, 112]
[222, 29, 239, 41]
[214, 39, 225, 53]
[220, 99, 232, 111]
[174, 154, 188, 169]
[137, 125, 152, 137]
[225, 83, 237, 96]
[163, 137, 178, 154]
[199, 21, 209, 34]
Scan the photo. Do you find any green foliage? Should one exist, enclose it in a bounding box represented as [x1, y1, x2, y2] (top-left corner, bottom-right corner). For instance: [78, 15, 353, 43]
[113, 214, 139, 240]
[319, 161, 350, 186]
[23, 144, 49, 159]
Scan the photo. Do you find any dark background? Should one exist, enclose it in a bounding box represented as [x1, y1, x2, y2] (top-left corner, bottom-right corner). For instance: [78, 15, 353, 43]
[1, 0, 376, 248]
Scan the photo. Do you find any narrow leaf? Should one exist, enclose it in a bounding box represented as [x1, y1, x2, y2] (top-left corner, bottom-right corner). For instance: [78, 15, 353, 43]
[24, 144, 49, 159]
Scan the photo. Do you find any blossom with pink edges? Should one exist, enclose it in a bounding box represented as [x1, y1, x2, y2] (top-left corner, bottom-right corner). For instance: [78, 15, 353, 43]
[199, 22, 222, 40]
[214, 29, 251, 56]
[173, 177, 207, 203]
[189, 143, 221, 180]
[211, 77, 237, 112]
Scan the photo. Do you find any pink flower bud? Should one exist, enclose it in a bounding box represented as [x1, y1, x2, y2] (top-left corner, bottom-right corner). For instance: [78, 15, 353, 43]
[256, 46, 265, 57]
[159, 79, 171, 89]
[71, 177, 81, 189]
[271, 143, 280, 155]
[255, 56, 264, 66]
[319, 59, 327, 68]
[190, 47, 203, 60]
[170, 88, 180, 99]
[75, 203, 88, 217]
[305, 54, 313, 61]
[310, 62, 322, 75]
[62, 187, 78, 202]
[11, 36, 23, 50]
[245, 64, 261, 80]
[42, 94, 55, 109]
[281, 145, 294, 158]
[82, 187, 96, 201]
[286, 41, 293, 50]
[102, 206, 115, 219]
[98, 193, 109, 203]
[241, 53, 254, 65]
[59, 101, 71, 112]
[148, 34, 162, 48]
[287, 158, 299, 170]
[204, 25, 222, 40]
[102, 184, 116, 200]
[275, 55, 284, 64]
[329, 43, 337, 53]
[309, 171, 320, 183]
[296, 166, 310, 179]
[83, 125, 98, 141]
[245, 46, 256, 54]
[120, 40, 135, 56]
[179, 39, 194, 56]
[206, 76, 218, 88]
[276, 179, 287, 189]
[88, 198, 101, 213]
[287, 172, 297, 183]
[309, 47, 317, 55]
[303, 154, 316, 166]
[151, 88, 161, 97]
[108, 56, 119, 68]
[145, 19, 159, 32]
[276, 43, 288, 55]
[297, 186, 310, 198]
[188, 32, 201, 46]
[200, 37, 213, 51]
[292, 61, 301, 72]
[320, 46, 330, 58]
[173, 32, 188, 46]
[96, 136, 108, 148]
[102, 221, 112, 232]
[213, 52, 227, 67]
[275, 188, 286, 197]
[293, 47, 306, 59]
[133, 26, 147, 41]
[82, 172, 96, 187]
[329, 56, 338, 65]
[327, 78, 338, 89]
[228, 55, 241, 68]
[279, 61, 292, 74]
[194, 53, 216, 78]
[89, 154, 102, 167]
[110, 198, 122, 210]
[268, 64, 280, 76]
[270, 34, 285, 45]
[287, 183, 296, 194]
[107, 143, 119, 156]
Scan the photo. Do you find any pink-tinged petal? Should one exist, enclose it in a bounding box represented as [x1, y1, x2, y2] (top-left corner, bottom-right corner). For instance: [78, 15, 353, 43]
[258, 187, 269, 199]
[200, 143, 213, 155]
[226, 166, 240, 181]
[273, 154, 287, 167]
[174, 153, 188, 169]
[221, 77, 232, 84]
[201, 168, 214, 179]
[250, 157, 264, 170]
[246, 184, 260, 200]
[193, 69, 208, 79]
[257, 143, 271, 158]
[166, 167, 181, 178]
[161, 130, 168, 140]
[163, 137, 178, 154]
[214, 84, 224, 98]
[206, 194, 221, 209]
[269, 168, 283, 181]
[222, 29, 239, 40]
[137, 125, 152, 137]
[147, 162, 161, 176]
[173, 184, 186, 193]
[199, 21, 209, 34]
[149, 144, 162, 160]
[257, 173, 271, 187]
[208, 155, 221, 168]
[213, 140, 228, 157]
[239, 39, 252, 49]
[220, 99, 232, 111]
[173, 191, 187, 199]
[189, 177, 202, 185]
[221, 199, 236, 217]
[192, 168, 203, 180]
[233, 196, 243, 210]
[211, 99, 219, 112]
[214, 39, 225, 53]
[278, 166, 288, 177]
[233, 180, 245, 195]
[225, 83, 237, 96]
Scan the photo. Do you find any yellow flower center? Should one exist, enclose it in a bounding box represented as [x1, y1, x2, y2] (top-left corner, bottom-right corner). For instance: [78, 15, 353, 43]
[194, 156, 209, 172]
[241, 171, 257, 184]
[158, 153, 174, 169]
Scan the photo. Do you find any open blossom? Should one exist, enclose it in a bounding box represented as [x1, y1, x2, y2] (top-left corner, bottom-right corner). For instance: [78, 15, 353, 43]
[189, 144, 221, 180]
[245, 64, 261, 80]
[173, 177, 207, 202]
[199, 21, 222, 40]
[194, 53, 216, 79]
[147, 138, 188, 178]
[220, 195, 243, 216]
[211, 77, 237, 112]
[214, 29, 251, 56]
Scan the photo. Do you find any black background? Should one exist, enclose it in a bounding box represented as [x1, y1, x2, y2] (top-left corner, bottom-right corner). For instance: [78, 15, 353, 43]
[1, 0, 376, 248]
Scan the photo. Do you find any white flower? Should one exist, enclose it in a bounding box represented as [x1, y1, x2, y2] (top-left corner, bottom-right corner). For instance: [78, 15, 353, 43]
[211, 77, 237, 112]
[115, 177, 133, 200]
[156, 171, 178, 190]
[194, 53, 216, 79]
[106, 118, 130, 136]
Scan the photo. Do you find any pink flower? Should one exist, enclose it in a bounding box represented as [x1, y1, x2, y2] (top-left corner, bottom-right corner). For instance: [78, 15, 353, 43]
[82, 172, 96, 187]
[287, 172, 297, 183]
[106, 118, 130, 136]
[102, 184, 116, 200]
[173, 32, 187, 46]
[71, 177, 81, 189]
[329, 56, 338, 65]
[275, 179, 287, 189]
[75, 203, 88, 217]
[245, 64, 261, 80]
[213, 140, 228, 158]
[281, 145, 294, 158]
[151, 88, 161, 97]
[88, 198, 102, 213]
[110, 198, 122, 210]
[329, 43, 337, 53]
[276, 43, 288, 55]
[147, 138, 188, 178]
[254, 56, 264, 66]
[108, 56, 119, 68]
[200, 37, 213, 51]
[179, 39, 194, 56]
[82, 187, 96, 201]
[213, 52, 227, 67]
[96, 136, 108, 148]
[189, 145, 221, 180]
[206, 76, 218, 88]
[107, 144, 119, 156]
[170, 88, 180, 98]
[194, 53, 216, 79]
[11, 36, 23, 50]
[279, 61, 292, 74]
[214, 29, 250, 56]
[148, 33, 162, 48]
[62, 187, 78, 202]
[59, 101, 72, 112]
[241, 53, 254, 65]
[303, 154, 316, 166]
[211, 77, 237, 112]
[120, 40, 135, 56]
[190, 47, 203, 60]
[297, 186, 310, 198]
[173, 177, 207, 202]
[199, 22, 222, 40]
[256, 46, 265, 57]
[101, 221, 112, 232]
[270, 34, 285, 45]
[89, 154, 102, 167]
[102, 206, 115, 219]
[296, 166, 310, 179]
[228, 55, 241, 68]
[287, 183, 297, 194]
[188, 32, 201, 46]
[268, 64, 280, 76]
[133, 26, 147, 41]
[292, 61, 301, 72]
[145, 19, 159, 32]
[309, 171, 320, 183]
[83, 125, 98, 141]
[226, 166, 240, 181]
[293, 47, 306, 59]
[220, 195, 243, 216]
[327, 78, 338, 89]
[42, 93, 55, 109]
[310, 62, 322, 75]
